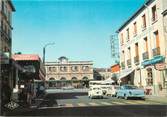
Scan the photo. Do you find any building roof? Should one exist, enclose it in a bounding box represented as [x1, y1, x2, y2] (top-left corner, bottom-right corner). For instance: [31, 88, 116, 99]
[8, 0, 16, 12]
[94, 68, 110, 72]
[12, 54, 40, 61]
[111, 64, 120, 68]
[116, 0, 154, 33]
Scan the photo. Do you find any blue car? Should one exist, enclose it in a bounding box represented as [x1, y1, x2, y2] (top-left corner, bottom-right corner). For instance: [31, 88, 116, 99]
[115, 85, 145, 100]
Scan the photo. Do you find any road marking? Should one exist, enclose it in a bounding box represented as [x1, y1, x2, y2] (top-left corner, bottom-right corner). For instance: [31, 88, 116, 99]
[38, 106, 61, 109]
[77, 103, 87, 107]
[134, 101, 148, 104]
[148, 101, 161, 105]
[125, 101, 139, 105]
[65, 103, 73, 107]
[89, 102, 99, 106]
[100, 102, 112, 105]
[111, 101, 124, 105]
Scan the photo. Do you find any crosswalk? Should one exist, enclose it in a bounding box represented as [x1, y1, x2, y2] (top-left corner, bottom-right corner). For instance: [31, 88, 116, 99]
[61, 100, 162, 108]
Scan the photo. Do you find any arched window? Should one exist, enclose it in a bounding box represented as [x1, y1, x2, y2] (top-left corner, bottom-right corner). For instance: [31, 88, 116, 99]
[82, 66, 89, 71]
[60, 77, 66, 80]
[82, 77, 88, 80]
[71, 77, 77, 81]
[49, 77, 55, 80]
[71, 66, 78, 72]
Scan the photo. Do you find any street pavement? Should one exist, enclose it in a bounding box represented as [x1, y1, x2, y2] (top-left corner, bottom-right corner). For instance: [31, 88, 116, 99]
[5, 89, 167, 116]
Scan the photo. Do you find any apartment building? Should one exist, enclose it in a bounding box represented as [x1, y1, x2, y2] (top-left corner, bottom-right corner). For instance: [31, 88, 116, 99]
[45, 56, 93, 88]
[117, 0, 167, 96]
[0, 0, 15, 88]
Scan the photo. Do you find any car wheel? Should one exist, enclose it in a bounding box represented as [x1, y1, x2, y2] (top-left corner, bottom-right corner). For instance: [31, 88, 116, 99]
[141, 97, 145, 100]
[124, 94, 128, 100]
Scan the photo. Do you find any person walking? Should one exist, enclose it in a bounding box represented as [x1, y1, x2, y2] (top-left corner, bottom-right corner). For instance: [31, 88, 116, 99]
[26, 80, 33, 106]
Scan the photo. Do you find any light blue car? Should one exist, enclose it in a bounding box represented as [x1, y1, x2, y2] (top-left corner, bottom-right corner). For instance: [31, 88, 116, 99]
[115, 85, 145, 100]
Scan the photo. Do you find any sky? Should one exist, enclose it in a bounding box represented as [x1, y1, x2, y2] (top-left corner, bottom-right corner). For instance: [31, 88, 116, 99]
[12, 0, 145, 68]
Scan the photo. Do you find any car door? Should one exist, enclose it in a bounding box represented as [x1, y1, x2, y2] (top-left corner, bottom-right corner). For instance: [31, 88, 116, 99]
[120, 86, 125, 97]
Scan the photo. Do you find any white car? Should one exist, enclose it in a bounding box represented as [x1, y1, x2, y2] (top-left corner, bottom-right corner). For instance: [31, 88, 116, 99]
[62, 86, 74, 90]
[88, 86, 103, 99]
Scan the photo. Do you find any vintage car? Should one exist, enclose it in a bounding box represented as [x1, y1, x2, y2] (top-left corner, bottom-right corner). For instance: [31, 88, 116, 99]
[115, 85, 145, 100]
[88, 86, 103, 99]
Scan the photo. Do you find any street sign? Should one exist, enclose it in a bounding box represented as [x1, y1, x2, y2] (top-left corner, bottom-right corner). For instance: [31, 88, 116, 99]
[154, 63, 166, 71]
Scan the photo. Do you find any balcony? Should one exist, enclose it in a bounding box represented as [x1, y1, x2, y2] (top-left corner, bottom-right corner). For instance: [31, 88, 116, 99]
[134, 56, 139, 65]
[152, 47, 160, 57]
[141, 25, 146, 31]
[121, 61, 125, 70]
[142, 51, 149, 60]
[133, 32, 137, 37]
[126, 37, 130, 42]
[127, 59, 131, 68]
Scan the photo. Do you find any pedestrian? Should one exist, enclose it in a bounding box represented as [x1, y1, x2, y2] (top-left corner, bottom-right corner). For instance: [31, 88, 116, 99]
[25, 80, 33, 106]
[2, 80, 12, 105]
[39, 84, 45, 97]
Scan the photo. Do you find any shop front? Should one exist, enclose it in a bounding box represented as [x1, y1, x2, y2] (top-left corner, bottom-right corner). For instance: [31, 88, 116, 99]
[118, 68, 135, 85]
[142, 55, 166, 96]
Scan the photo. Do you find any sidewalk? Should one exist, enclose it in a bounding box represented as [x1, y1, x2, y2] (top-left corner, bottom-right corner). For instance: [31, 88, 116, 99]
[4, 95, 46, 116]
[145, 95, 167, 103]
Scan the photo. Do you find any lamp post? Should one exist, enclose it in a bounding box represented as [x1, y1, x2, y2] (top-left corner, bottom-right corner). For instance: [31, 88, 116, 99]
[43, 42, 55, 65]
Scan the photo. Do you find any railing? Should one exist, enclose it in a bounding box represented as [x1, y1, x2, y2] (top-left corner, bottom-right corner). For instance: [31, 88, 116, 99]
[121, 61, 125, 69]
[141, 24, 146, 31]
[142, 51, 149, 60]
[127, 59, 131, 68]
[152, 47, 160, 57]
[134, 56, 139, 65]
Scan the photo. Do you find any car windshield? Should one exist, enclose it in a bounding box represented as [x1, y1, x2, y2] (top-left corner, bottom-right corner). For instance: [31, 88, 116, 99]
[124, 86, 138, 89]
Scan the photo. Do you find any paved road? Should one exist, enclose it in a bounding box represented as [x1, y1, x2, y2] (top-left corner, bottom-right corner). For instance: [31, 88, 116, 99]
[6, 91, 167, 116]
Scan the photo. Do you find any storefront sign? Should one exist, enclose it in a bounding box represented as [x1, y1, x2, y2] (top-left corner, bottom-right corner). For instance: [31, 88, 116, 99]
[142, 55, 165, 67]
[155, 63, 166, 71]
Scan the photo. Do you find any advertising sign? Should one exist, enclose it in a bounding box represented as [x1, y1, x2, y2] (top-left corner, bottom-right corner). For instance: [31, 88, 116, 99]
[155, 63, 166, 71]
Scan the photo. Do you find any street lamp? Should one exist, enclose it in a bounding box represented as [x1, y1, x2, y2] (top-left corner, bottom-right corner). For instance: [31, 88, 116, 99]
[43, 42, 55, 65]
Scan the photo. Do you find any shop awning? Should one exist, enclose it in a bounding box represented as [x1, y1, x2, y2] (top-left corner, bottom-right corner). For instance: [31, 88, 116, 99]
[118, 68, 135, 80]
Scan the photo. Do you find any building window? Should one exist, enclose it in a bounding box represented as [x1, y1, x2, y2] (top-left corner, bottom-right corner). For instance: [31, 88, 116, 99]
[152, 5, 157, 22]
[82, 66, 89, 71]
[126, 28, 130, 41]
[121, 33, 124, 45]
[122, 50, 125, 62]
[142, 14, 146, 29]
[154, 30, 159, 48]
[71, 66, 78, 72]
[135, 43, 139, 57]
[128, 47, 131, 59]
[133, 22, 137, 36]
[48, 67, 56, 72]
[60, 66, 67, 72]
[144, 37, 148, 52]
[146, 68, 153, 86]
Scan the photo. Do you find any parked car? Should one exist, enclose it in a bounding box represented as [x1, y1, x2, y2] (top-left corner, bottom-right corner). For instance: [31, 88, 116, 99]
[115, 85, 145, 100]
[101, 85, 120, 96]
[111, 85, 120, 97]
[62, 86, 74, 90]
[88, 86, 103, 99]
